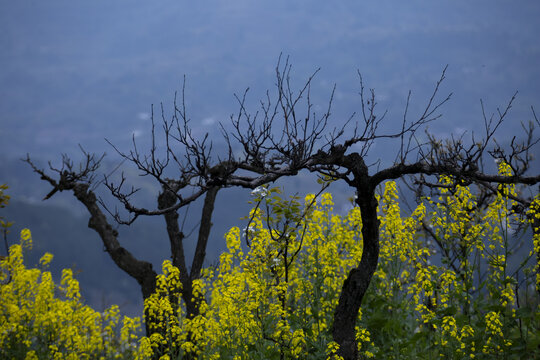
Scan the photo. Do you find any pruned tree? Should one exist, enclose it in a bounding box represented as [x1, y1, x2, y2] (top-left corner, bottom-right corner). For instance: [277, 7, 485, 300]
[26, 57, 539, 359]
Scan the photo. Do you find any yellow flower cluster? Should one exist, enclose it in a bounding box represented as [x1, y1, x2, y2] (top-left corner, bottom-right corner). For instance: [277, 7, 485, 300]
[527, 195, 540, 291]
[140, 259, 186, 358]
[3, 172, 539, 358]
[138, 189, 374, 359]
[364, 172, 539, 358]
[0, 229, 141, 360]
[134, 174, 540, 359]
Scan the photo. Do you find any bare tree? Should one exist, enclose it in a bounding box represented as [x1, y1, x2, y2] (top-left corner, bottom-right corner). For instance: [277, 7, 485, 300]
[26, 57, 539, 359]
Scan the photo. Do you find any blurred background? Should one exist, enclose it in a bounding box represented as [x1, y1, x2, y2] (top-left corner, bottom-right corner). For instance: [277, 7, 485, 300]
[1, 0, 539, 316]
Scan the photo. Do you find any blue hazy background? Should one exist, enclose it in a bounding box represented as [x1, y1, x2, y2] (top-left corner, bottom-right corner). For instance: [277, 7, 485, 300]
[1, 0, 539, 315]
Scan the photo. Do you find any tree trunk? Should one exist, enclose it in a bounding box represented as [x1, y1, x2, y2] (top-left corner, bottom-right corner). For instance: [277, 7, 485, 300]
[73, 183, 157, 334]
[332, 187, 379, 360]
[331, 153, 380, 360]
[158, 185, 219, 319]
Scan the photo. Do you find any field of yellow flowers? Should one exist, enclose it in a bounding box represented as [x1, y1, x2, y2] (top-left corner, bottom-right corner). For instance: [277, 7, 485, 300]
[1, 163, 539, 359]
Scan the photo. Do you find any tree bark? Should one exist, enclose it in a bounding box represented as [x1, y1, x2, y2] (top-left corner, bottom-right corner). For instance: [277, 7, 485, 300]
[330, 153, 380, 360]
[73, 183, 157, 299]
[191, 186, 219, 281]
[158, 185, 194, 316]
[72, 183, 157, 335]
[158, 185, 219, 318]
